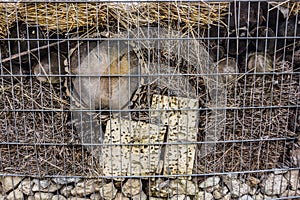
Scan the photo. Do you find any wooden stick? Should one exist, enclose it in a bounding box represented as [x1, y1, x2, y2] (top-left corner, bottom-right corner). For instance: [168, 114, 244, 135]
[0, 40, 68, 64]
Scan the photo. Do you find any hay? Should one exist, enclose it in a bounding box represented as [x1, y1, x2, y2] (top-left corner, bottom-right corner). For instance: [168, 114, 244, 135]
[17, 3, 106, 34]
[0, 3, 18, 38]
[0, 2, 228, 38]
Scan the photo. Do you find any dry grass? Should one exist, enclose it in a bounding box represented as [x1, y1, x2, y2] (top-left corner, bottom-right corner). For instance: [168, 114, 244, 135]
[0, 2, 228, 38]
[0, 3, 19, 37]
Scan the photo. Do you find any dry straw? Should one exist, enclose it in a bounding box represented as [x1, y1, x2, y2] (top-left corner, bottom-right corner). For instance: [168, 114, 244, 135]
[0, 2, 228, 38]
[0, 3, 19, 38]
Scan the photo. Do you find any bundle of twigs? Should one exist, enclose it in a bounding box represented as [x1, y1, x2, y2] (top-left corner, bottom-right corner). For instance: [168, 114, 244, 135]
[0, 77, 101, 176]
[197, 61, 299, 173]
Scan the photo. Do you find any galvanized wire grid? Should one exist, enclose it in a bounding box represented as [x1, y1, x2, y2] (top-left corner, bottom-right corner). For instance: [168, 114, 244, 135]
[0, 1, 299, 199]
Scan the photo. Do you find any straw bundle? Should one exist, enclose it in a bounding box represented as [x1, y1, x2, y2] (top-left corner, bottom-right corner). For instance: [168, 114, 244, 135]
[17, 3, 106, 33]
[0, 3, 19, 38]
[0, 2, 228, 38]
[108, 2, 228, 31]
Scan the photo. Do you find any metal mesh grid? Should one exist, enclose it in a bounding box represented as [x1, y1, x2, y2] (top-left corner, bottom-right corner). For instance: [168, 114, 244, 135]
[0, 1, 299, 199]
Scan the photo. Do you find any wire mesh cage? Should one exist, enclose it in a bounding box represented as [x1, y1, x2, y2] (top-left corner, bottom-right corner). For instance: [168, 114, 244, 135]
[0, 1, 299, 199]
